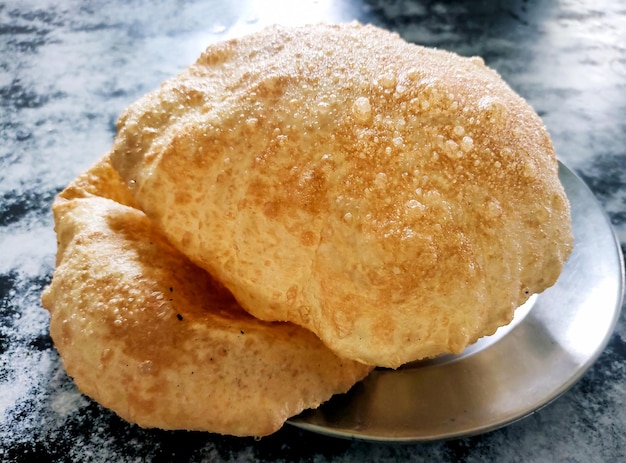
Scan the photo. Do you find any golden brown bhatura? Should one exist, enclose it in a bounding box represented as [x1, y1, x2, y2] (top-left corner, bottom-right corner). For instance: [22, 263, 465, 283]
[111, 23, 573, 368]
[42, 155, 372, 437]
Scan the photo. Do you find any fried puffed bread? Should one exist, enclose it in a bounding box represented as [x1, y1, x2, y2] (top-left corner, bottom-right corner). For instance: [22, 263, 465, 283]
[111, 23, 573, 368]
[41, 155, 372, 437]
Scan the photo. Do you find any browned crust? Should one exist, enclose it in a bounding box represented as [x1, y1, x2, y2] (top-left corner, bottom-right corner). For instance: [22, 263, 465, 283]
[110, 23, 573, 367]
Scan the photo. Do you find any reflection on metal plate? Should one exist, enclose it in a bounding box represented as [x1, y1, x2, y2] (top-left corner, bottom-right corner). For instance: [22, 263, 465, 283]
[288, 161, 625, 442]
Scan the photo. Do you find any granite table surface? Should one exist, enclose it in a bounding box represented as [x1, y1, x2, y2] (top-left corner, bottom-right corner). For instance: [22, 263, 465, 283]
[1, 0, 625, 462]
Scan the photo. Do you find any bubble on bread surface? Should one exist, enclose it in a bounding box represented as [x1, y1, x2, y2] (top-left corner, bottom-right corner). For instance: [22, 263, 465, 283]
[459, 136, 474, 153]
[352, 96, 372, 123]
[377, 72, 397, 89]
[404, 199, 426, 219]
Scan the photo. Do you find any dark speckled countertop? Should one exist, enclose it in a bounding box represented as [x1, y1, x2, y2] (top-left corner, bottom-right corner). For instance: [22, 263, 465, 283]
[1, 1, 625, 462]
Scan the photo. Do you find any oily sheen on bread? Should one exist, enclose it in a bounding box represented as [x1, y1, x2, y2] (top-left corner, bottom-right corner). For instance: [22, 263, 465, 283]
[41, 155, 372, 437]
[111, 23, 573, 368]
